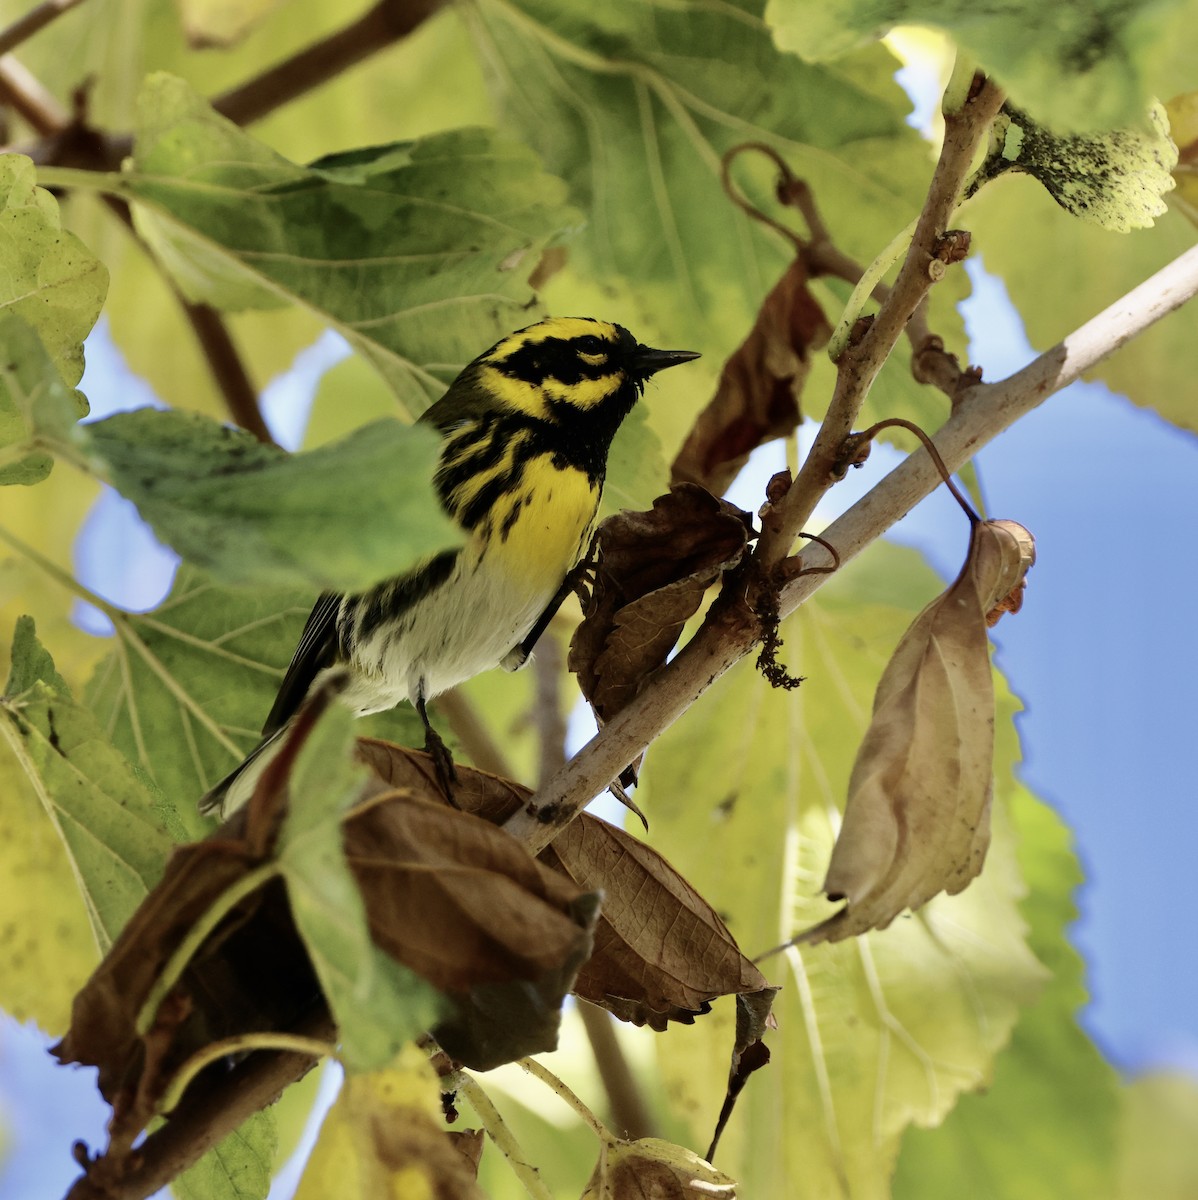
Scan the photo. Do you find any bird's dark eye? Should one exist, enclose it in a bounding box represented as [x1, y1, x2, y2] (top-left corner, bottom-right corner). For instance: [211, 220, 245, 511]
[575, 335, 605, 355]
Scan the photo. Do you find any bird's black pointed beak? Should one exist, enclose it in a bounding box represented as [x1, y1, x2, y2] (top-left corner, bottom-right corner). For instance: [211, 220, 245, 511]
[630, 345, 701, 377]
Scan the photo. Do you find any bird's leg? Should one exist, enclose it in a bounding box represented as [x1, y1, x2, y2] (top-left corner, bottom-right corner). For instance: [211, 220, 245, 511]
[416, 683, 458, 803]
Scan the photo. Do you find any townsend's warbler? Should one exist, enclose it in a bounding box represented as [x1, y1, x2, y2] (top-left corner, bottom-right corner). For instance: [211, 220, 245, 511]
[199, 316, 699, 816]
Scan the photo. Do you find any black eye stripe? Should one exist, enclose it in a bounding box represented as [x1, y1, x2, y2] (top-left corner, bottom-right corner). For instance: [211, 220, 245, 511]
[495, 335, 617, 385]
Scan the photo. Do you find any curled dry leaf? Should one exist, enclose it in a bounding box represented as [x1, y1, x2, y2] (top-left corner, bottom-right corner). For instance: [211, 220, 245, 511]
[803, 519, 1036, 943]
[360, 740, 772, 1029]
[582, 1136, 737, 1200]
[569, 484, 754, 726]
[672, 258, 832, 494]
[55, 738, 600, 1127]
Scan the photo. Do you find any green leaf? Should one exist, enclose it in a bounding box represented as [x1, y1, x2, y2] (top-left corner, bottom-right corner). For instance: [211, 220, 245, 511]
[0, 733, 99, 1032]
[765, 0, 1189, 133]
[0, 316, 89, 486]
[173, 1110, 277, 1200]
[463, 0, 966, 447]
[964, 185, 1198, 432]
[278, 702, 442, 1073]
[1117, 1074, 1198, 1200]
[0, 154, 108, 388]
[641, 543, 1046, 1198]
[969, 103, 1177, 232]
[1, 617, 172, 953]
[123, 73, 579, 415]
[892, 756, 1122, 1197]
[83, 567, 429, 840]
[82, 408, 460, 591]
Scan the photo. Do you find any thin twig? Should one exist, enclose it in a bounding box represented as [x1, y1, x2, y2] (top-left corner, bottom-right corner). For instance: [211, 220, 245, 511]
[0, 0, 88, 57]
[532, 629, 569, 786]
[0, 55, 67, 133]
[502, 238, 1198, 854]
[454, 1071, 554, 1200]
[576, 1001, 657, 1140]
[64, 1010, 336, 1200]
[212, 0, 447, 127]
[180, 300, 276, 444]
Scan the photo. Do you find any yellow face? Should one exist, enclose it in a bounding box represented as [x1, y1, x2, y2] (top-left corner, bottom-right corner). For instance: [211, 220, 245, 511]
[475, 317, 632, 421]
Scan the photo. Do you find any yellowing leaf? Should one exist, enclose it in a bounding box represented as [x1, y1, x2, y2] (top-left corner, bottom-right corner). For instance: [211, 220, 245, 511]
[642, 542, 1047, 1197]
[807, 519, 1036, 942]
[1166, 89, 1198, 227]
[295, 1048, 485, 1200]
[0, 154, 108, 388]
[969, 103, 1178, 232]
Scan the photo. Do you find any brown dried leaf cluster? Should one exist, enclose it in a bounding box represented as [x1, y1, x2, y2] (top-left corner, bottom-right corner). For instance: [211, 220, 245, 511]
[672, 258, 832, 494]
[803, 519, 1036, 943]
[53, 760, 599, 1133]
[570, 484, 754, 727]
[55, 728, 776, 1159]
[361, 741, 773, 1030]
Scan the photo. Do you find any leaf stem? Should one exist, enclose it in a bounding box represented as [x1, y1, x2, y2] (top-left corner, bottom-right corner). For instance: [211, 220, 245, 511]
[158, 1032, 336, 1115]
[0, 521, 117, 617]
[454, 1070, 555, 1200]
[518, 1055, 611, 1139]
[825, 216, 917, 361]
[0, 0, 89, 56]
[135, 862, 279, 1036]
[29, 165, 126, 193]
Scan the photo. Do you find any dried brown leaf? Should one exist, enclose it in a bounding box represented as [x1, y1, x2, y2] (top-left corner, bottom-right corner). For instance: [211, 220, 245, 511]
[361, 741, 771, 1029]
[570, 485, 753, 725]
[55, 738, 600, 1116]
[582, 1136, 737, 1200]
[543, 818, 770, 1029]
[671, 258, 831, 494]
[803, 519, 1036, 943]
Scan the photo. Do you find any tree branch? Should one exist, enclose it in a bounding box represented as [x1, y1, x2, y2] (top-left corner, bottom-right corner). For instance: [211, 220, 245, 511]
[210, 0, 447, 128]
[65, 1010, 335, 1200]
[755, 75, 1006, 570]
[503, 239, 1198, 855]
[0, 0, 88, 58]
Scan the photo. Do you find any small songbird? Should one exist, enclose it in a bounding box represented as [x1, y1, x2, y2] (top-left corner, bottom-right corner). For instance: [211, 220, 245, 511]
[199, 317, 700, 816]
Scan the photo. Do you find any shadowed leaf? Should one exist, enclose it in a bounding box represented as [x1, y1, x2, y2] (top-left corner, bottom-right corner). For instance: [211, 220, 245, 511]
[570, 485, 753, 725]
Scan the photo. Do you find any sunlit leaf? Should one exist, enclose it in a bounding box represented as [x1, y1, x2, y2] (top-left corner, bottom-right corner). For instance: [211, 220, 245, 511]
[463, 0, 967, 429]
[2, 618, 171, 953]
[295, 1047, 484, 1200]
[0, 317, 88, 486]
[121, 73, 578, 416]
[278, 704, 441, 1074]
[765, 0, 1189, 132]
[969, 103, 1177, 232]
[0, 154, 108, 388]
[173, 1111, 277, 1200]
[641, 543, 1047, 1197]
[893, 778, 1121, 1199]
[965, 183, 1198, 431]
[83, 566, 426, 840]
[0, 735, 98, 1033]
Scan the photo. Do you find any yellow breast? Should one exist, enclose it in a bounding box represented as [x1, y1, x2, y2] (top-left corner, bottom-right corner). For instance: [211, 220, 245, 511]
[484, 454, 600, 591]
